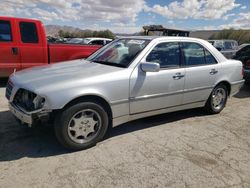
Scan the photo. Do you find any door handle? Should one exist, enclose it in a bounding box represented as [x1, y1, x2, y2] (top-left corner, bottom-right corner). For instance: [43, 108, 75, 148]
[173, 72, 185, 80]
[11, 47, 18, 55]
[210, 69, 218, 75]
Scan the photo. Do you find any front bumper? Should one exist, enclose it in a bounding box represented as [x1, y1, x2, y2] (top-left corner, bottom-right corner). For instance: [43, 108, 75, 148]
[9, 103, 33, 124]
[9, 103, 51, 126]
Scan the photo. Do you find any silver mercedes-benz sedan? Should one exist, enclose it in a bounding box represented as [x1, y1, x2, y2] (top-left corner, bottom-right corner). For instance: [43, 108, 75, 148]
[6, 36, 244, 150]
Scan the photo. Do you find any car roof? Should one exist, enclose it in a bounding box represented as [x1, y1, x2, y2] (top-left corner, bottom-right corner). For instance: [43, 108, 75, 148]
[239, 43, 250, 47]
[69, 38, 83, 40]
[118, 36, 211, 43]
[85, 37, 112, 41]
[0, 16, 42, 23]
[208, 39, 238, 42]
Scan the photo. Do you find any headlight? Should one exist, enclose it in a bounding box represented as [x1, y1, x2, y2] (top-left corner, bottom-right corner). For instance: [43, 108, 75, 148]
[13, 89, 45, 111]
[33, 95, 45, 110]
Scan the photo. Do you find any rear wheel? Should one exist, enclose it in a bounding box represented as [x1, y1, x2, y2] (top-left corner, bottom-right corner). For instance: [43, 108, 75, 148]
[54, 102, 109, 150]
[205, 84, 228, 114]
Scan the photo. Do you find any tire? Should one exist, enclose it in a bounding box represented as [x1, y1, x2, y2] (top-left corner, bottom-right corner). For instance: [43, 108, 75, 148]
[54, 102, 109, 150]
[204, 84, 228, 114]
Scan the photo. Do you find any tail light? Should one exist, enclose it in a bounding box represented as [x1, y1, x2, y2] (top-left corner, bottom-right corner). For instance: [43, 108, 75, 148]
[242, 65, 244, 78]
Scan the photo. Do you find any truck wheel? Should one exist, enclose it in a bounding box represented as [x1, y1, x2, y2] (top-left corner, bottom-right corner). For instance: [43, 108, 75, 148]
[204, 84, 228, 114]
[54, 102, 109, 150]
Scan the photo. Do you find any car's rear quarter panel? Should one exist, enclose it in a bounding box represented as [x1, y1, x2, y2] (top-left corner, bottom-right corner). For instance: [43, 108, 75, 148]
[218, 59, 244, 95]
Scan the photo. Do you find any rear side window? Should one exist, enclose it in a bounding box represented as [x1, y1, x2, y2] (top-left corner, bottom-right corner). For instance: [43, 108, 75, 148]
[204, 49, 217, 64]
[182, 42, 217, 66]
[19, 22, 39, 43]
[146, 42, 181, 68]
[89, 40, 104, 45]
[0, 20, 12, 42]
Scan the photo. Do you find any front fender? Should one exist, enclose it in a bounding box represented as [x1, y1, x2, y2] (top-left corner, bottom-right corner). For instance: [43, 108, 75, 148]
[42, 87, 111, 110]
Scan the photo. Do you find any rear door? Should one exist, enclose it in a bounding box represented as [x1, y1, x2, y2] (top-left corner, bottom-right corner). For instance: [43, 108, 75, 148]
[0, 18, 21, 77]
[17, 20, 48, 69]
[181, 42, 221, 104]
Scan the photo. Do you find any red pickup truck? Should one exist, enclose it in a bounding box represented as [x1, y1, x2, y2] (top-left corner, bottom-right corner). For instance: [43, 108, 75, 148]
[0, 17, 102, 77]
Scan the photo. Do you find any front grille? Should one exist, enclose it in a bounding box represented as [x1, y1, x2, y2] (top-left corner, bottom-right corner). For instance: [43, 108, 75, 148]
[5, 80, 13, 100]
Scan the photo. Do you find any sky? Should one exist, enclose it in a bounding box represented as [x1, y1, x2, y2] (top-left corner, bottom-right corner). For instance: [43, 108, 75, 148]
[1, 0, 250, 33]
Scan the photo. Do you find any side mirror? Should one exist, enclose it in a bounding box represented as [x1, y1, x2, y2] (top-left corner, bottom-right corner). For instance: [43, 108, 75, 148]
[140, 62, 160, 72]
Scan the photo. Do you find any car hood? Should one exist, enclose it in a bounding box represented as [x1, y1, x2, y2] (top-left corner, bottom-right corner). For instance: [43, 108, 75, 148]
[10, 59, 123, 92]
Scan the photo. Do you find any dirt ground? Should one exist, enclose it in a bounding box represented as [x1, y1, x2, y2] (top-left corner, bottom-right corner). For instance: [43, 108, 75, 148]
[0, 79, 250, 188]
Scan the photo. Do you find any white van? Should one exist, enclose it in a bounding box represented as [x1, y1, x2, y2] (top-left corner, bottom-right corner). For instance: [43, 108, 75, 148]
[208, 40, 239, 59]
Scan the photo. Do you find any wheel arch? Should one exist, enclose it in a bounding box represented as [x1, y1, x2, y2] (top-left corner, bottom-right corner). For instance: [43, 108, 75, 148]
[62, 95, 113, 123]
[215, 80, 231, 96]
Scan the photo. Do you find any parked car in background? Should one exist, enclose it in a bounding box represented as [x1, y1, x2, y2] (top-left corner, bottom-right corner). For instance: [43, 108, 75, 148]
[0, 17, 102, 77]
[238, 43, 250, 50]
[85, 38, 112, 45]
[208, 40, 239, 59]
[65, 37, 112, 45]
[65, 38, 85, 44]
[6, 36, 244, 150]
[233, 44, 250, 83]
[47, 36, 67, 44]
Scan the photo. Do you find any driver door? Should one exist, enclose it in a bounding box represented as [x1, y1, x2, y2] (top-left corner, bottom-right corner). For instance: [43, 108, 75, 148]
[129, 42, 185, 114]
[0, 18, 21, 77]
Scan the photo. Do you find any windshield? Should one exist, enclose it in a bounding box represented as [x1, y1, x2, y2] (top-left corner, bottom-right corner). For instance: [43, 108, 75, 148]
[87, 39, 150, 68]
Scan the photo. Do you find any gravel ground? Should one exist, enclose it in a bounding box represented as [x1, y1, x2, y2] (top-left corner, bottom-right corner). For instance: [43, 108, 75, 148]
[0, 79, 250, 188]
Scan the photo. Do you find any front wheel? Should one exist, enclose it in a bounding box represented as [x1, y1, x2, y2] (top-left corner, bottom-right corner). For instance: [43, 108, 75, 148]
[204, 84, 228, 114]
[54, 102, 109, 150]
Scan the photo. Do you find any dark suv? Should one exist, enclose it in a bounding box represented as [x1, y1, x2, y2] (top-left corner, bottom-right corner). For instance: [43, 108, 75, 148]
[233, 44, 250, 83]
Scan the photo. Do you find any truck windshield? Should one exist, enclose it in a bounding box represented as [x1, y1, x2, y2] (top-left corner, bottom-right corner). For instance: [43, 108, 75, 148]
[87, 39, 150, 68]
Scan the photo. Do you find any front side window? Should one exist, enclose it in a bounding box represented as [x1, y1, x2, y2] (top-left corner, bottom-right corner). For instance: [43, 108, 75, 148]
[182, 42, 217, 66]
[0, 20, 12, 42]
[19, 22, 39, 43]
[88, 39, 149, 68]
[146, 42, 181, 68]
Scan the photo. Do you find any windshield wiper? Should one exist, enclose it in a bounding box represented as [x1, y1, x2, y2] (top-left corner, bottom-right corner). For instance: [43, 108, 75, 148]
[92, 60, 126, 68]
